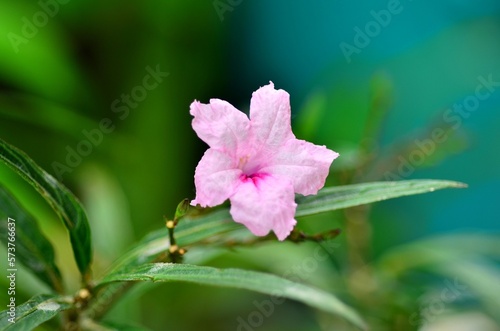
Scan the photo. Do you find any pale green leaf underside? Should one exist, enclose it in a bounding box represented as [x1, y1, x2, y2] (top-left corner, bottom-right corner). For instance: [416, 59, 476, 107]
[98, 263, 367, 330]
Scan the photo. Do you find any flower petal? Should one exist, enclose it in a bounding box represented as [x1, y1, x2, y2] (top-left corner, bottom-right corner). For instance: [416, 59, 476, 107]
[249, 82, 294, 148]
[192, 149, 242, 207]
[190, 99, 250, 154]
[229, 175, 297, 241]
[261, 139, 339, 196]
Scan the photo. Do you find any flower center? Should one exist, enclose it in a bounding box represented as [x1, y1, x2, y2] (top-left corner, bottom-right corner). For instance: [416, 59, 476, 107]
[240, 172, 267, 187]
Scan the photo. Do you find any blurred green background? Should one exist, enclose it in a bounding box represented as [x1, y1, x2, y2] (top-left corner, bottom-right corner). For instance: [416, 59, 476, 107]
[1, 0, 499, 330]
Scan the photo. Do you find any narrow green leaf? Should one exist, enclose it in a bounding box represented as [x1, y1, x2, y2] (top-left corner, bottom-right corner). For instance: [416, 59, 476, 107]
[0, 185, 63, 293]
[0, 138, 92, 279]
[105, 180, 466, 277]
[0, 294, 71, 330]
[97, 263, 367, 330]
[296, 180, 466, 217]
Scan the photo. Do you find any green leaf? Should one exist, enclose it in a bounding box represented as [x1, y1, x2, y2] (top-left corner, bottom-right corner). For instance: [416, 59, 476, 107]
[0, 294, 71, 330]
[105, 180, 466, 276]
[97, 263, 367, 330]
[0, 138, 92, 280]
[0, 185, 63, 293]
[296, 180, 466, 217]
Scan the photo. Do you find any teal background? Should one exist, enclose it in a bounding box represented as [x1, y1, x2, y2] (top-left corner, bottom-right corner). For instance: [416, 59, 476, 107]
[227, 0, 500, 248]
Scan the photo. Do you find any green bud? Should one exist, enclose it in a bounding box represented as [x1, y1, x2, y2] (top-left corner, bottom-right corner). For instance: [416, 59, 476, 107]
[174, 198, 191, 220]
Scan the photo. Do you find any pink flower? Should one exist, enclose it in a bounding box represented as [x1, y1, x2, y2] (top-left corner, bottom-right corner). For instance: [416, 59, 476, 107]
[190, 82, 338, 240]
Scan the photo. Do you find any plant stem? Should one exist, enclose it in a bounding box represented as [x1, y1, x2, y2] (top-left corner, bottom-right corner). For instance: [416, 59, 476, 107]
[83, 282, 137, 321]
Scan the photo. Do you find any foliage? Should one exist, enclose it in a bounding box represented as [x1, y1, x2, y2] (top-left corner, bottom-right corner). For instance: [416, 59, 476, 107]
[0, 138, 471, 330]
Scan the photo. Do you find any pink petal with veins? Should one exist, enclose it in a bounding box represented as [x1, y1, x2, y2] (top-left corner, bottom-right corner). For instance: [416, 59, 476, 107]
[261, 138, 339, 196]
[249, 82, 294, 148]
[191, 149, 242, 207]
[190, 99, 250, 155]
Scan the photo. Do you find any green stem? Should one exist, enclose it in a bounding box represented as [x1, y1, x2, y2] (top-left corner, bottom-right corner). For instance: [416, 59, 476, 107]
[83, 282, 136, 321]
